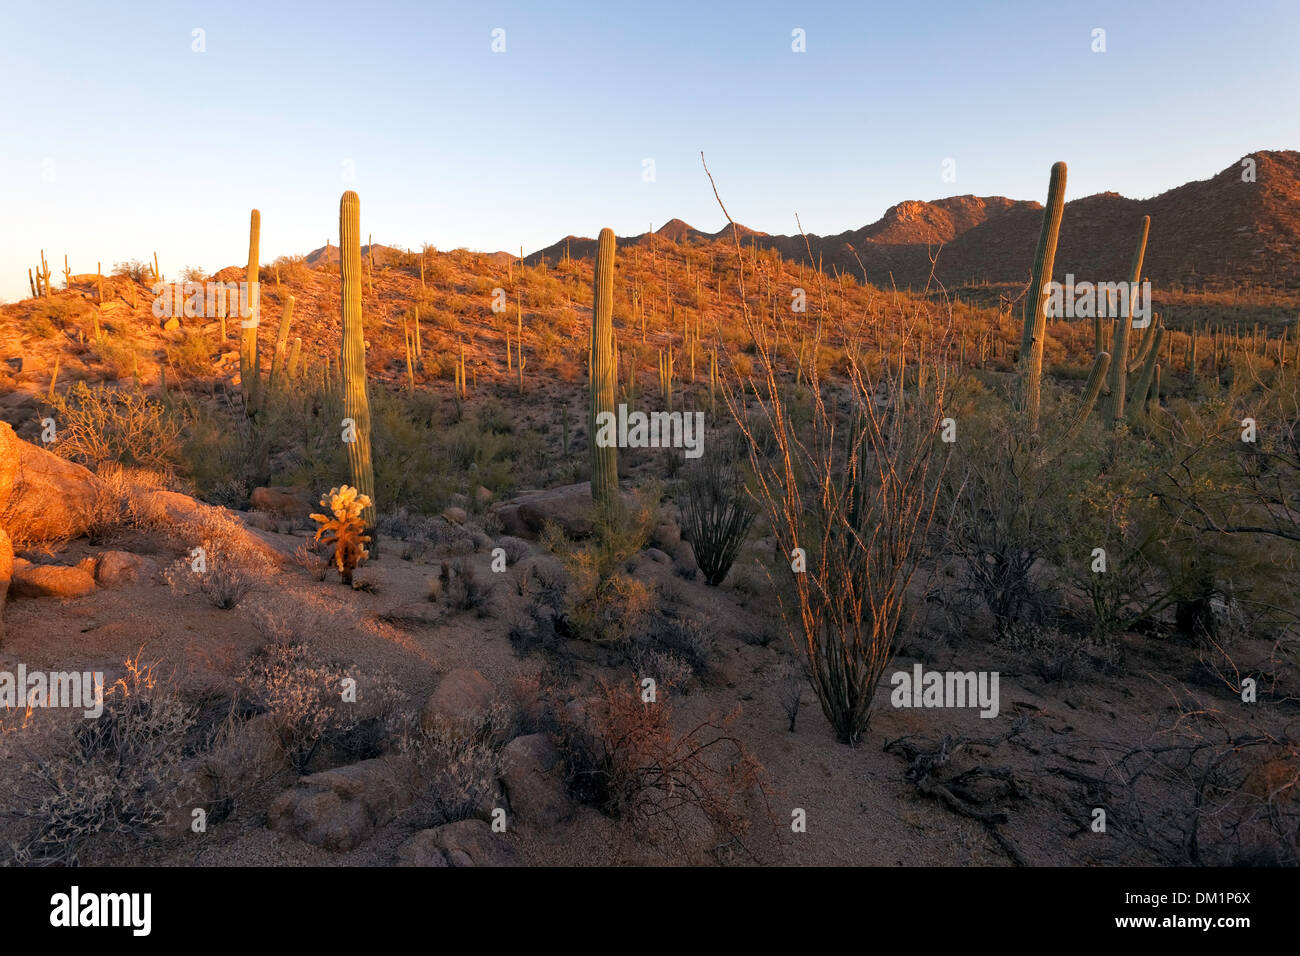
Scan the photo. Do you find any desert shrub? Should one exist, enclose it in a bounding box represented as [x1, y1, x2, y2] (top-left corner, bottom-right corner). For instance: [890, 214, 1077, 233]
[4, 655, 194, 865]
[677, 443, 758, 586]
[439, 558, 494, 614]
[112, 259, 150, 281]
[162, 536, 267, 609]
[397, 703, 515, 827]
[996, 621, 1120, 683]
[239, 618, 405, 773]
[46, 380, 186, 477]
[550, 680, 771, 860]
[627, 613, 714, 680]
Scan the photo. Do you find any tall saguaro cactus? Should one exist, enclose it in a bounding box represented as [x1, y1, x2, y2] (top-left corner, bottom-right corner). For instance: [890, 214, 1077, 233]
[1019, 161, 1067, 436]
[589, 227, 618, 513]
[340, 191, 377, 528]
[241, 209, 262, 410]
[1106, 215, 1150, 424]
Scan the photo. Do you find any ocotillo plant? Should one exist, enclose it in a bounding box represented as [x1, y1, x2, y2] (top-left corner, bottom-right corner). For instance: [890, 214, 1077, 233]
[1018, 161, 1067, 436]
[241, 209, 262, 411]
[589, 227, 618, 514]
[340, 191, 377, 529]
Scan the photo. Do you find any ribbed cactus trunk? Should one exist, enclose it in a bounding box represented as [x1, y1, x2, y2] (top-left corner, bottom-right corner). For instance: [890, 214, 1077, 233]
[1107, 215, 1150, 424]
[589, 227, 618, 514]
[1019, 162, 1067, 436]
[269, 294, 295, 398]
[241, 209, 262, 411]
[340, 191, 376, 529]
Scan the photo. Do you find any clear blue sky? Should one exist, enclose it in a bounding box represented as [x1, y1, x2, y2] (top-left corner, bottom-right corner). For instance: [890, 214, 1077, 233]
[2, 0, 1297, 302]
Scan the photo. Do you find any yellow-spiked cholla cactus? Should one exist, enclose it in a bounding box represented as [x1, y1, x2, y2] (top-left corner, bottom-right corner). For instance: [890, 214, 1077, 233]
[340, 191, 377, 529]
[311, 485, 372, 585]
[589, 227, 618, 513]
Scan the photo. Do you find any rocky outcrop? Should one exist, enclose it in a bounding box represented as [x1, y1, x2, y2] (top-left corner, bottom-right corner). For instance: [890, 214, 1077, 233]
[0, 422, 104, 546]
[395, 820, 519, 867]
[267, 755, 414, 852]
[420, 668, 494, 732]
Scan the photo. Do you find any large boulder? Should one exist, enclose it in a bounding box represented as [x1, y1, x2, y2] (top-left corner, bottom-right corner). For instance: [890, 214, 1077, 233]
[267, 756, 414, 852]
[493, 482, 635, 540]
[420, 668, 494, 732]
[500, 733, 572, 825]
[0, 527, 11, 641]
[0, 422, 104, 545]
[249, 486, 309, 517]
[94, 550, 155, 587]
[395, 820, 519, 867]
[10, 558, 97, 599]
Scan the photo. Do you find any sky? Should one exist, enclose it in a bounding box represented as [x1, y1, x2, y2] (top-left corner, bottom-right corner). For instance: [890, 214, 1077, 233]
[1, 0, 1297, 302]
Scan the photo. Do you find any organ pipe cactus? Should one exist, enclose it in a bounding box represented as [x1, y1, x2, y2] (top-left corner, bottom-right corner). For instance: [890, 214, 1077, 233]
[339, 191, 377, 529]
[589, 227, 618, 514]
[1018, 161, 1067, 435]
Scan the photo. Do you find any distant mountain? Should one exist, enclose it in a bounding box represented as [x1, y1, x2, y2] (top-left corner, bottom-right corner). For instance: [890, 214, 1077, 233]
[524, 151, 1300, 291]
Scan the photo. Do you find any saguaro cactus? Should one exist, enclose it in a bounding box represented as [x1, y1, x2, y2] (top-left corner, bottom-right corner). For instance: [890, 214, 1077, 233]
[1106, 215, 1150, 424]
[1019, 161, 1067, 435]
[241, 209, 262, 410]
[268, 293, 295, 398]
[589, 227, 618, 513]
[340, 191, 377, 529]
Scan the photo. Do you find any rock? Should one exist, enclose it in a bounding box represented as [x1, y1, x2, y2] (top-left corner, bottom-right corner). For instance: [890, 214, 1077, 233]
[0, 422, 104, 545]
[673, 540, 699, 576]
[642, 547, 671, 565]
[474, 486, 493, 507]
[493, 482, 635, 540]
[441, 506, 468, 525]
[395, 820, 519, 867]
[250, 486, 309, 517]
[267, 756, 414, 852]
[0, 421, 19, 514]
[0, 527, 11, 641]
[500, 734, 571, 825]
[94, 550, 154, 587]
[471, 531, 494, 552]
[421, 668, 494, 731]
[651, 520, 681, 551]
[11, 560, 96, 599]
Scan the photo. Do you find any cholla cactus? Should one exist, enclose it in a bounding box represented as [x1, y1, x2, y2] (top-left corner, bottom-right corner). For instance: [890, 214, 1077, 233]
[311, 485, 372, 585]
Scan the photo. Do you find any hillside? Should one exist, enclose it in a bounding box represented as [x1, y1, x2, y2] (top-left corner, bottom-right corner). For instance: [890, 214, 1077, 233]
[528, 151, 1300, 292]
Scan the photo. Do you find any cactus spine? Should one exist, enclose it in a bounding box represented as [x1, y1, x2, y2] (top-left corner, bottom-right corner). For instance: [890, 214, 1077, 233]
[340, 191, 376, 528]
[589, 227, 618, 513]
[1019, 162, 1067, 435]
[241, 209, 262, 411]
